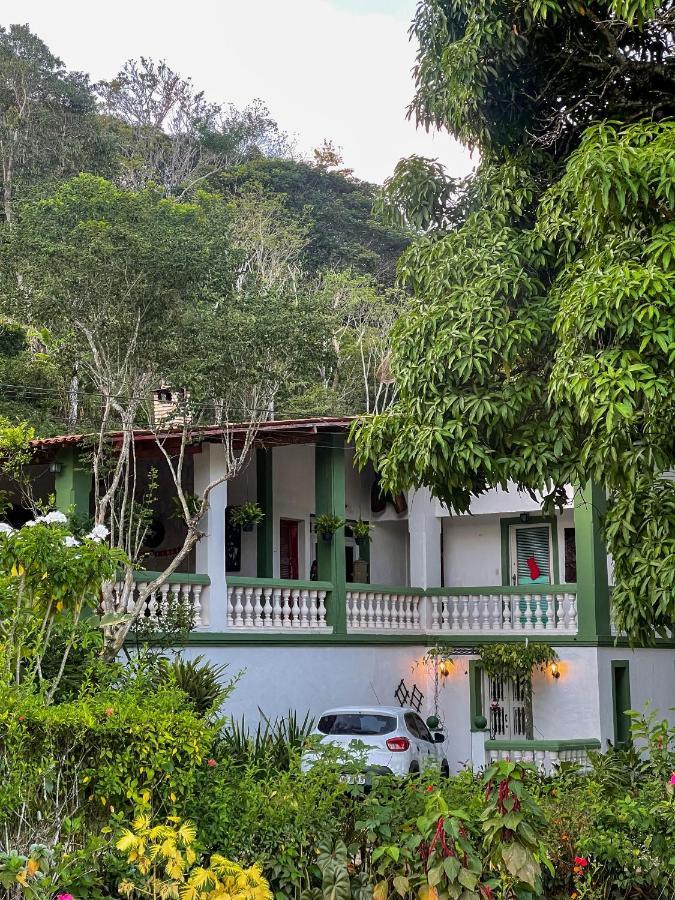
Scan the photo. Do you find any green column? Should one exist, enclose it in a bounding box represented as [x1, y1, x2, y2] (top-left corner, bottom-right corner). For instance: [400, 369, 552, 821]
[256, 448, 274, 578]
[54, 448, 91, 519]
[573, 481, 611, 639]
[315, 434, 346, 634]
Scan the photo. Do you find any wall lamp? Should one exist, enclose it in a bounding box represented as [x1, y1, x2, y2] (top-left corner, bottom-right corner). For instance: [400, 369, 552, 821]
[438, 660, 453, 678]
[550, 662, 561, 680]
[519, 512, 531, 523]
[48, 461, 62, 474]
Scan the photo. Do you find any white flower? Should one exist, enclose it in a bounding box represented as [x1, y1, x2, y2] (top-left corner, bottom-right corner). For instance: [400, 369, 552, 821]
[86, 523, 109, 543]
[42, 511, 68, 525]
[64, 535, 80, 547]
[0, 522, 14, 536]
[23, 520, 38, 528]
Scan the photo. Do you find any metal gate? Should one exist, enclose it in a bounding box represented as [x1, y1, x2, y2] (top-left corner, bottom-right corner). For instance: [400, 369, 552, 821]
[485, 673, 528, 740]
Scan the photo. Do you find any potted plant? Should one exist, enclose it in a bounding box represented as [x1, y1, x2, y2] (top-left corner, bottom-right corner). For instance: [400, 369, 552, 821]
[230, 502, 265, 532]
[315, 513, 345, 543]
[351, 519, 372, 547]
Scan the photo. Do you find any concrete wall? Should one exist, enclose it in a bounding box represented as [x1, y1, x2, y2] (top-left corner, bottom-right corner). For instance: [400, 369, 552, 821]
[442, 509, 575, 587]
[596, 647, 675, 747]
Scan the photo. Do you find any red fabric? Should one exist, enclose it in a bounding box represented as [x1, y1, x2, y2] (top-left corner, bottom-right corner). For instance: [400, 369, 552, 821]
[526, 556, 541, 580]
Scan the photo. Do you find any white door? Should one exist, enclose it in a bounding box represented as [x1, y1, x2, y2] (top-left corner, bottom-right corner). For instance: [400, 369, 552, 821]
[485, 673, 528, 740]
[509, 524, 552, 586]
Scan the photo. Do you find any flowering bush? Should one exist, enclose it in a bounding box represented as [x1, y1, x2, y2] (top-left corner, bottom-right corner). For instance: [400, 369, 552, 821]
[0, 516, 125, 698]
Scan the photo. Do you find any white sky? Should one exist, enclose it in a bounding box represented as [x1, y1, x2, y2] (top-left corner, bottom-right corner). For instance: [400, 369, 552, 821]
[2, 0, 475, 185]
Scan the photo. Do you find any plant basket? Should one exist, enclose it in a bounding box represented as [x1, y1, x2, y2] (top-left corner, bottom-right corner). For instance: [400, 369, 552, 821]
[242, 523, 254, 533]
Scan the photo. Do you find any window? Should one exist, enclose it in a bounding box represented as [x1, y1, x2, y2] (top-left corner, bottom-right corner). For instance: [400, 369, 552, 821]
[405, 713, 434, 743]
[612, 661, 631, 747]
[317, 713, 396, 736]
[564, 527, 577, 582]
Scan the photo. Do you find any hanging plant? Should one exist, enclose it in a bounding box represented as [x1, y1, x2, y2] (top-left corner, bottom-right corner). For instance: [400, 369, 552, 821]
[315, 513, 345, 542]
[230, 502, 264, 531]
[351, 519, 373, 543]
[479, 643, 559, 740]
[478, 642, 558, 680]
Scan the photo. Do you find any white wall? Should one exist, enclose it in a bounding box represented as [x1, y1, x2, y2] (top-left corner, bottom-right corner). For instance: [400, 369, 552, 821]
[596, 647, 675, 747]
[435, 482, 574, 518]
[442, 509, 575, 587]
[370, 521, 409, 585]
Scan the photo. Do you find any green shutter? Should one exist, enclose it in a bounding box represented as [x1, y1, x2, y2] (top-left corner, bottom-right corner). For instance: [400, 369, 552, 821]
[515, 526, 551, 584]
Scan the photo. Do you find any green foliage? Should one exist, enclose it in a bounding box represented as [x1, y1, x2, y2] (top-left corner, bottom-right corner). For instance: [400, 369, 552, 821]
[230, 502, 265, 528]
[354, 5, 675, 641]
[315, 514, 346, 539]
[478, 643, 558, 680]
[0, 516, 126, 697]
[219, 710, 316, 772]
[155, 655, 234, 719]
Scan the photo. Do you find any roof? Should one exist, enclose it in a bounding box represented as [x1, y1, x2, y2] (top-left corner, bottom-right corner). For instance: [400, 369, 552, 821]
[29, 416, 356, 456]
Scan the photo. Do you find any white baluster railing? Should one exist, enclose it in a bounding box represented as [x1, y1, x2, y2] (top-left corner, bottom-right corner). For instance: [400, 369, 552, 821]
[429, 588, 578, 636]
[226, 580, 331, 631]
[485, 739, 600, 774]
[112, 574, 210, 629]
[345, 587, 424, 633]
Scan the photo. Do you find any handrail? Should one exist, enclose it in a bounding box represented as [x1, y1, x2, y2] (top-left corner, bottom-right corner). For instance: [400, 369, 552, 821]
[347, 582, 426, 595]
[226, 576, 332, 591]
[485, 738, 600, 751]
[132, 570, 211, 585]
[431, 584, 577, 596]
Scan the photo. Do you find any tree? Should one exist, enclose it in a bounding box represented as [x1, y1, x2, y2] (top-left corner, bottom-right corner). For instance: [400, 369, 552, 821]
[0, 24, 109, 223]
[1, 174, 310, 659]
[217, 156, 409, 282]
[353, 0, 675, 641]
[98, 58, 292, 197]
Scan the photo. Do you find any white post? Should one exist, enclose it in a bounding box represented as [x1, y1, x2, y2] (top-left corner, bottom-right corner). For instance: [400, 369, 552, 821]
[407, 487, 442, 630]
[193, 443, 228, 632]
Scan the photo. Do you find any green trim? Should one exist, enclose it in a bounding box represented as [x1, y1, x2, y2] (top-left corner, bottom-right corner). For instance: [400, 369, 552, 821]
[347, 582, 425, 595]
[500, 515, 560, 586]
[54, 448, 91, 518]
[574, 482, 611, 640]
[133, 570, 211, 585]
[227, 576, 332, 591]
[433, 584, 575, 596]
[611, 659, 632, 747]
[256, 448, 274, 578]
[315, 435, 347, 634]
[469, 659, 485, 732]
[485, 738, 601, 752]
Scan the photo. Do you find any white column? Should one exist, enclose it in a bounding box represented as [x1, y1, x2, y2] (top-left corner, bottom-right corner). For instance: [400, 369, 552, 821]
[193, 442, 228, 631]
[407, 487, 442, 631]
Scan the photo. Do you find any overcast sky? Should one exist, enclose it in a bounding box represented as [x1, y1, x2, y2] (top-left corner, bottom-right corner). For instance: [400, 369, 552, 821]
[2, 0, 475, 185]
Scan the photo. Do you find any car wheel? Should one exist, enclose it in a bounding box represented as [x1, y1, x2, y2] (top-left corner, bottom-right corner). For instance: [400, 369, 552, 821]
[408, 762, 420, 776]
[441, 760, 450, 778]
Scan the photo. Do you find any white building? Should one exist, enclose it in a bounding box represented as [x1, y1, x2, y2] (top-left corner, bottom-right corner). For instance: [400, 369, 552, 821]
[25, 418, 675, 773]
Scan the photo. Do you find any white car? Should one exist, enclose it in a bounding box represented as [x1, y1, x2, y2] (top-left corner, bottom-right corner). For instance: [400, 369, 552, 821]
[302, 705, 449, 784]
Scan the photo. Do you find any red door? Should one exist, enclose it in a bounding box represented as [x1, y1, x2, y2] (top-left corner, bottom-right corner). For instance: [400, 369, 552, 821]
[280, 519, 299, 580]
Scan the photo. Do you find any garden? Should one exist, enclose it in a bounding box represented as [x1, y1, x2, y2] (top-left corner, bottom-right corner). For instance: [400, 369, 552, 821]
[1, 516, 674, 900]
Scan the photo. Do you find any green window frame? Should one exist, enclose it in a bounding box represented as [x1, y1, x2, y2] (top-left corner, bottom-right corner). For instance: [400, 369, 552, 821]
[611, 660, 632, 748]
[500, 516, 560, 586]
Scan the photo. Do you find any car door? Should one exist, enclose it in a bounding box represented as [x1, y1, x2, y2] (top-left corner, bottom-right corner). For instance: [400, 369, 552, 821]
[407, 713, 435, 770]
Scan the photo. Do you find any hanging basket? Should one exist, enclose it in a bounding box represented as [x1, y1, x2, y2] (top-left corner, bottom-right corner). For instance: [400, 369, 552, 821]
[320, 531, 333, 543]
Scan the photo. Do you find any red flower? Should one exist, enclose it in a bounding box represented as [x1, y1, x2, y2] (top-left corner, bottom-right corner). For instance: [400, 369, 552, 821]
[17, 715, 25, 722]
[427, 785, 434, 792]
[574, 856, 589, 868]
[105, 707, 114, 717]
[207, 758, 218, 768]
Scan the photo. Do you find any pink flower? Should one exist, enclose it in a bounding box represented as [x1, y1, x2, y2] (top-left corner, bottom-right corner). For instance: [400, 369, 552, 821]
[207, 758, 218, 768]
[669, 772, 675, 786]
[57, 894, 74, 900]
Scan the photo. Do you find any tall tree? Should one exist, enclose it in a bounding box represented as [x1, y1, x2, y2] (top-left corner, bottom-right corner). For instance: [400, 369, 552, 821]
[0, 24, 109, 223]
[2, 174, 315, 659]
[354, 0, 675, 641]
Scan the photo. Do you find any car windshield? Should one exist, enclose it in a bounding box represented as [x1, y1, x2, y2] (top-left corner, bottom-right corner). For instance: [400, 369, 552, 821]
[317, 713, 397, 736]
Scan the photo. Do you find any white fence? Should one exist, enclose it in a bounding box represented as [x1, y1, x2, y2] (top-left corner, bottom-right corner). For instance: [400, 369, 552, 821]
[346, 588, 424, 633]
[485, 740, 600, 773]
[113, 576, 209, 627]
[226, 581, 330, 631]
[429, 589, 578, 634]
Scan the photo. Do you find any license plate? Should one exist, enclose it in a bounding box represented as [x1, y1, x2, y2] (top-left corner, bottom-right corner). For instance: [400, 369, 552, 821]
[340, 773, 366, 785]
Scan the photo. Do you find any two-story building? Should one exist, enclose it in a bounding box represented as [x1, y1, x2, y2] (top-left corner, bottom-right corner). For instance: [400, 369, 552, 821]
[16, 417, 675, 772]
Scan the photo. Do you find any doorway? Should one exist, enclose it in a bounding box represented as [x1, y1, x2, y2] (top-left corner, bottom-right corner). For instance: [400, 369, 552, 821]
[280, 519, 299, 580]
[484, 672, 530, 740]
[611, 661, 632, 747]
[509, 523, 553, 585]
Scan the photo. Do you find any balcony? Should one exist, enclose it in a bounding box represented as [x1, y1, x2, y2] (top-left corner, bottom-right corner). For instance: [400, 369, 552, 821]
[125, 573, 581, 639]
